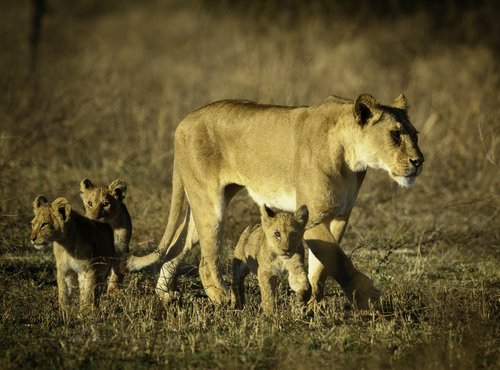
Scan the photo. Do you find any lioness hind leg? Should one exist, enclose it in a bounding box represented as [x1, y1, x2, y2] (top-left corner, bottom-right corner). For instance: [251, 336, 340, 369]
[156, 246, 192, 304]
[156, 212, 198, 304]
[188, 194, 229, 304]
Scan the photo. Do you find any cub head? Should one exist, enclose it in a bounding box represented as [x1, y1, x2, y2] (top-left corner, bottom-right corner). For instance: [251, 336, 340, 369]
[31, 195, 72, 249]
[259, 204, 309, 259]
[80, 178, 127, 221]
[352, 94, 424, 188]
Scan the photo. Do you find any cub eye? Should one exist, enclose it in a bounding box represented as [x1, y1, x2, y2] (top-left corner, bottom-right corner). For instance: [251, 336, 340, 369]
[41, 222, 49, 229]
[391, 130, 402, 144]
[102, 201, 110, 207]
[87, 201, 93, 208]
[273, 231, 281, 239]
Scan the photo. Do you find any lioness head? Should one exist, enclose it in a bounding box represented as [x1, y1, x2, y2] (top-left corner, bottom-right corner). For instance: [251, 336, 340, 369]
[351, 94, 424, 188]
[260, 204, 309, 258]
[31, 196, 72, 249]
[80, 178, 127, 221]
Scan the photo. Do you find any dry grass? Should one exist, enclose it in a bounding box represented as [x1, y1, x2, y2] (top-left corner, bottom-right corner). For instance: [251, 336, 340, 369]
[0, 0, 499, 369]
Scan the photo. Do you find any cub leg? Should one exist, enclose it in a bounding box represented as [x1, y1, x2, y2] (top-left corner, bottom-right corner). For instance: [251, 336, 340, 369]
[257, 270, 278, 314]
[285, 256, 311, 306]
[78, 270, 96, 312]
[107, 249, 126, 295]
[231, 257, 249, 309]
[57, 266, 75, 318]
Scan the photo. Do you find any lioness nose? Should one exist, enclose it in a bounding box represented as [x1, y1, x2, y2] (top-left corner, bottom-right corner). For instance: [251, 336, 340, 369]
[410, 158, 424, 168]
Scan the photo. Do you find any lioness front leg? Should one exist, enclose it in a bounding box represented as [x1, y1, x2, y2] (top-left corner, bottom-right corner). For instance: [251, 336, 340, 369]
[305, 223, 380, 309]
[329, 218, 380, 308]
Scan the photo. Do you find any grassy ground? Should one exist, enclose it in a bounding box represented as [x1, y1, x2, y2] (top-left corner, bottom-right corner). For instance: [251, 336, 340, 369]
[0, 0, 499, 368]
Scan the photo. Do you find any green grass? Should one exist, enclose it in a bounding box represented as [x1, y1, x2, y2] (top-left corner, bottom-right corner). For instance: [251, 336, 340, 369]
[0, 0, 499, 368]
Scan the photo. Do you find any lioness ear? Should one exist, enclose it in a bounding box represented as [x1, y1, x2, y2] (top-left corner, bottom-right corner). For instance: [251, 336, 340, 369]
[353, 94, 378, 125]
[52, 197, 71, 222]
[108, 179, 127, 201]
[260, 204, 276, 222]
[294, 205, 309, 227]
[33, 195, 48, 213]
[393, 94, 409, 110]
[80, 178, 94, 192]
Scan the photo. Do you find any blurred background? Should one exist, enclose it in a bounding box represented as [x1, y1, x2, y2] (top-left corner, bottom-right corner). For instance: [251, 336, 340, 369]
[0, 0, 498, 255]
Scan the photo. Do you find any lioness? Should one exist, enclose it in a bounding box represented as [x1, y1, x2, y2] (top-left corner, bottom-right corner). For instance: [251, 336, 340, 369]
[127, 93, 424, 309]
[232, 205, 310, 314]
[80, 178, 132, 294]
[31, 195, 115, 316]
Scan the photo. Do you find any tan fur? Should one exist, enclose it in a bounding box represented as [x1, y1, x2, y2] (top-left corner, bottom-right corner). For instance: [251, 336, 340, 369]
[232, 205, 310, 314]
[127, 93, 424, 309]
[31, 195, 115, 318]
[80, 178, 132, 294]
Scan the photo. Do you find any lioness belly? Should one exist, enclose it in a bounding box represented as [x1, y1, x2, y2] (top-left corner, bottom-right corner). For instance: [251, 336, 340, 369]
[246, 187, 296, 212]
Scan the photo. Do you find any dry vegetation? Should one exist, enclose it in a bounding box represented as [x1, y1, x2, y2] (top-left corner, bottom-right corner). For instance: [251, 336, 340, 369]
[0, 0, 499, 369]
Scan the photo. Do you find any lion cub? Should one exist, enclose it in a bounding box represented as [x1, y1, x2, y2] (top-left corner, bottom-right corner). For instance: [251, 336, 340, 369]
[80, 178, 132, 294]
[30, 196, 115, 316]
[231, 205, 311, 314]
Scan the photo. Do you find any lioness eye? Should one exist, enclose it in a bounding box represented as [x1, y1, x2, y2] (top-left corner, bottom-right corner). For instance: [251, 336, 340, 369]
[102, 201, 109, 207]
[273, 231, 281, 239]
[87, 201, 93, 208]
[41, 222, 48, 229]
[391, 130, 402, 144]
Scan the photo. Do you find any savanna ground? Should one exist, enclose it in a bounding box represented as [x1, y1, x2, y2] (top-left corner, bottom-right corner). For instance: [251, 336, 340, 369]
[0, 0, 499, 368]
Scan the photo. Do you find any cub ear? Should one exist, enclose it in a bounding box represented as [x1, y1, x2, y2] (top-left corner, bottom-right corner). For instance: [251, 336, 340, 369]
[260, 204, 276, 221]
[33, 195, 48, 213]
[393, 94, 409, 110]
[294, 205, 309, 227]
[80, 178, 94, 192]
[353, 94, 378, 126]
[52, 197, 71, 222]
[108, 179, 127, 201]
